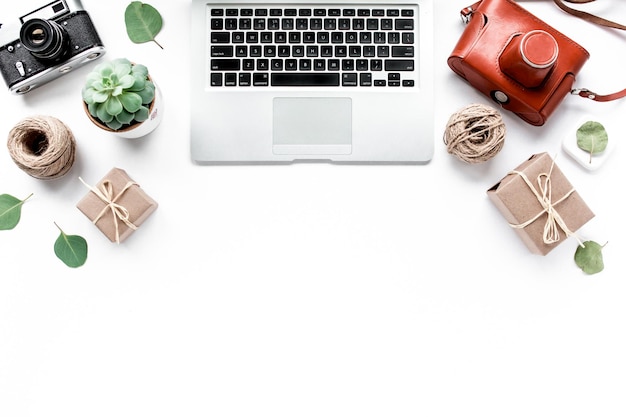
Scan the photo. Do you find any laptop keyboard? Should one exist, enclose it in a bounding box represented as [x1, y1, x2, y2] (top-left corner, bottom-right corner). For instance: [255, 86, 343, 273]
[207, 4, 419, 88]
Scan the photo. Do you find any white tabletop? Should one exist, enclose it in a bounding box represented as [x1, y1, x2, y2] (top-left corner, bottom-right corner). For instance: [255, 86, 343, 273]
[2, 1, 625, 416]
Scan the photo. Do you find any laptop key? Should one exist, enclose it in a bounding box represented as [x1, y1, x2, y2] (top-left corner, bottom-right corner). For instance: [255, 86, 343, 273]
[342, 73, 358, 86]
[385, 59, 414, 71]
[395, 19, 414, 30]
[211, 46, 233, 57]
[211, 32, 230, 43]
[239, 73, 251, 86]
[360, 73, 372, 86]
[271, 73, 340, 86]
[253, 73, 269, 86]
[225, 73, 237, 86]
[211, 73, 222, 86]
[211, 59, 240, 70]
[211, 18, 223, 30]
[392, 46, 414, 57]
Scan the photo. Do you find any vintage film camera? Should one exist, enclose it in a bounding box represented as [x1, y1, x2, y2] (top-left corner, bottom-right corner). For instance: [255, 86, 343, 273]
[0, 0, 105, 94]
[448, 0, 589, 126]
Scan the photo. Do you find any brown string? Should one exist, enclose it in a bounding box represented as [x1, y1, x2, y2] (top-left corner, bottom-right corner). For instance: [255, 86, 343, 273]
[443, 103, 506, 164]
[7, 116, 76, 180]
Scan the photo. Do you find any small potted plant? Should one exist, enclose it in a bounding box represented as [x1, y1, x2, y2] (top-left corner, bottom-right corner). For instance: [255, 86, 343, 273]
[82, 58, 162, 139]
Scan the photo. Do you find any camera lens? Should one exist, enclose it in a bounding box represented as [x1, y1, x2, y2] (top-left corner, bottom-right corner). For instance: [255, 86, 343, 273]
[499, 30, 558, 89]
[20, 18, 70, 62]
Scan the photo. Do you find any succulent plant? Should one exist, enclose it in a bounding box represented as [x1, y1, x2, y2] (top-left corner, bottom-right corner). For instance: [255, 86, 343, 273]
[82, 58, 155, 131]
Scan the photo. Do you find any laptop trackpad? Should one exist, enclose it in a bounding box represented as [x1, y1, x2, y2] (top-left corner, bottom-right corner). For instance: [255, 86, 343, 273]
[273, 97, 352, 155]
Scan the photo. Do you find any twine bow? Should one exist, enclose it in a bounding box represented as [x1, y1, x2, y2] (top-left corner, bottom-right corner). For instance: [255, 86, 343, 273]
[509, 161, 584, 247]
[79, 177, 138, 244]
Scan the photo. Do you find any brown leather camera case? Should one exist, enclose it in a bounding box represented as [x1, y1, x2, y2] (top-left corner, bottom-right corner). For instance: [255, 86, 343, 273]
[448, 0, 590, 126]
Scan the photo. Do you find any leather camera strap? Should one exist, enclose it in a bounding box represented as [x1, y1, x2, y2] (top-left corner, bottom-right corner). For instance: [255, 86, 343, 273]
[552, 0, 626, 31]
[551, 0, 626, 101]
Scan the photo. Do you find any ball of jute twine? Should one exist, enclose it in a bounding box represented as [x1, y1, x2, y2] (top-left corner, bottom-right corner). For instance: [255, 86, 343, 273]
[443, 103, 506, 163]
[7, 116, 77, 180]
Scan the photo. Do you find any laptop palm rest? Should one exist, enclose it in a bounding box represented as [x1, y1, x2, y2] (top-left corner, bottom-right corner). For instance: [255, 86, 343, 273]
[272, 97, 352, 155]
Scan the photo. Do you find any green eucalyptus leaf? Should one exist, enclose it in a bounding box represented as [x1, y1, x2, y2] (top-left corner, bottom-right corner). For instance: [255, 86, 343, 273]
[0, 193, 32, 230]
[54, 223, 88, 268]
[574, 241, 606, 275]
[576, 121, 608, 163]
[125, 1, 164, 49]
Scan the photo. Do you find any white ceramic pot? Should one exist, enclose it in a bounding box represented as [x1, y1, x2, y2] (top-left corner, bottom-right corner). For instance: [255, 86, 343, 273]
[84, 81, 163, 139]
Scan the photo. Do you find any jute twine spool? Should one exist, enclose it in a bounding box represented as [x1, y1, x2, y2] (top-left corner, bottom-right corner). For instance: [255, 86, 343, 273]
[443, 103, 506, 164]
[7, 116, 76, 180]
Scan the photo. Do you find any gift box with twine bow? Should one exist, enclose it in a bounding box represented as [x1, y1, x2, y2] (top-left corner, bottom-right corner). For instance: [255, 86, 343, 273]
[487, 153, 594, 255]
[76, 168, 158, 243]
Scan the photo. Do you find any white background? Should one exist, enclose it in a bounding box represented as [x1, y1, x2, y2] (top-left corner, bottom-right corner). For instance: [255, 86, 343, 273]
[2, 1, 626, 416]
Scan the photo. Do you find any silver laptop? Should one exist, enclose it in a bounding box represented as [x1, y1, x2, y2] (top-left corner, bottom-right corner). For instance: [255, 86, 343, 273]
[190, 0, 434, 163]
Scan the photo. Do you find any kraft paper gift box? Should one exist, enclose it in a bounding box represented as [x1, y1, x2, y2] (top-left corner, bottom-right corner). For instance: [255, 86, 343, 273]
[77, 168, 158, 243]
[487, 152, 594, 255]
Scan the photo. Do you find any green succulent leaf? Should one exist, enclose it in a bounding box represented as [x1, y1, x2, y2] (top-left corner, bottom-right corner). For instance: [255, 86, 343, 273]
[119, 92, 142, 113]
[98, 63, 114, 78]
[574, 241, 606, 275]
[125, 2, 164, 49]
[106, 118, 124, 130]
[130, 75, 146, 92]
[132, 64, 149, 78]
[92, 89, 110, 104]
[136, 85, 155, 104]
[0, 193, 32, 230]
[576, 121, 608, 164]
[105, 96, 124, 116]
[113, 62, 132, 78]
[87, 102, 99, 118]
[134, 106, 150, 122]
[54, 223, 88, 268]
[96, 103, 115, 123]
[82, 87, 94, 103]
[116, 109, 135, 125]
